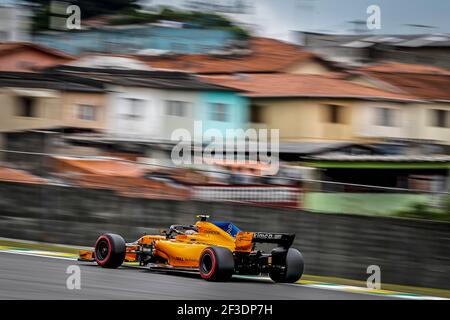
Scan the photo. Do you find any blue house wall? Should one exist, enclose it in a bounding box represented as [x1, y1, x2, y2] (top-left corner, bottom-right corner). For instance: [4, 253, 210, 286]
[33, 26, 236, 55]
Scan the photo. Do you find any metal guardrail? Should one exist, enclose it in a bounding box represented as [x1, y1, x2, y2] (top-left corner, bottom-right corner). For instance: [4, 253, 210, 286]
[192, 185, 301, 208]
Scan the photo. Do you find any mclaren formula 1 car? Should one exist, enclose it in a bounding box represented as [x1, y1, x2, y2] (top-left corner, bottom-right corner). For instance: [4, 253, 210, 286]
[78, 215, 304, 282]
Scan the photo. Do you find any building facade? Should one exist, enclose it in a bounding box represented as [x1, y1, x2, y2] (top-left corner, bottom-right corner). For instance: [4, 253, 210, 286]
[33, 25, 237, 55]
[107, 86, 249, 142]
[53, 68, 253, 142]
[203, 73, 419, 144]
[0, 2, 30, 42]
[0, 72, 107, 133]
[348, 62, 450, 146]
[297, 31, 450, 69]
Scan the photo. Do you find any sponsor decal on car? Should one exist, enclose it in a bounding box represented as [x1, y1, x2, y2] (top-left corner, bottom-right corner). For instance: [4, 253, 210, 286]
[253, 233, 283, 241]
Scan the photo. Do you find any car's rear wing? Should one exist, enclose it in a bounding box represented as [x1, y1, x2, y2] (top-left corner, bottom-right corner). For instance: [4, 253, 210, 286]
[234, 231, 295, 252]
[252, 232, 295, 248]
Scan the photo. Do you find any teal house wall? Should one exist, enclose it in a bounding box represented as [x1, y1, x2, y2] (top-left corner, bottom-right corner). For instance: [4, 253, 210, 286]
[196, 91, 250, 141]
[33, 26, 236, 55]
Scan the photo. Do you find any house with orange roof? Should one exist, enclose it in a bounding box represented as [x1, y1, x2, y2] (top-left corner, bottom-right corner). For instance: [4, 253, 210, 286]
[135, 37, 337, 75]
[49, 65, 250, 142]
[51, 156, 189, 200]
[0, 70, 110, 172]
[0, 72, 107, 134]
[0, 42, 74, 72]
[62, 37, 338, 75]
[346, 62, 450, 147]
[357, 61, 450, 75]
[201, 73, 424, 145]
[52, 156, 144, 177]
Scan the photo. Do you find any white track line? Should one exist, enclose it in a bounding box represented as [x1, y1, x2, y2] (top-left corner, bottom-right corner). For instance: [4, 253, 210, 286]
[0, 249, 447, 300]
[0, 249, 77, 261]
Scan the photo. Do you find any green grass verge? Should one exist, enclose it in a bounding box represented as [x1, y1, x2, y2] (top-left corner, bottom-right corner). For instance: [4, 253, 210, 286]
[0, 239, 81, 254]
[302, 274, 450, 298]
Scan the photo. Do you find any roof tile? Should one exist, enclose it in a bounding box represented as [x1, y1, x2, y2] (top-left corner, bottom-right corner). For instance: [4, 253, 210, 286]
[136, 37, 322, 74]
[201, 73, 418, 101]
[359, 61, 450, 75]
[357, 62, 450, 100]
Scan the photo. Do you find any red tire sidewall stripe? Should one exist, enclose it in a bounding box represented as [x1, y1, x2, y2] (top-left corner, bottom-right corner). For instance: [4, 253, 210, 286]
[200, 248, 217, 279]
[95, 235, 112, 266]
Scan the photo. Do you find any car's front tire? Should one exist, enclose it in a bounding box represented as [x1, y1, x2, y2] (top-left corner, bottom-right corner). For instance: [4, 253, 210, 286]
[269, 247, 304, 283]
[199, 246, 234, 281]
[94, 233, 126, 269]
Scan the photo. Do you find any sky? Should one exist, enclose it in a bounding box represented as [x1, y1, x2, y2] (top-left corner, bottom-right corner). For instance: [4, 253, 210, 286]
[143, 0, 450, 41]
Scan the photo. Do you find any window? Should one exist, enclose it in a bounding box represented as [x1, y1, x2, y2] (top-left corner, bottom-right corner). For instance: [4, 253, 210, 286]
[376, 108, 396, 127]
[430, 109, 447, 128]
[250, 104, 263, 123]
[122, 98, 145, 119]
[77, 105, 96, 121]
[210, 103, 229, 122]
[166, 100, 188, 117]
[16, 96, 36, 117]
[325, 104, 343, 123]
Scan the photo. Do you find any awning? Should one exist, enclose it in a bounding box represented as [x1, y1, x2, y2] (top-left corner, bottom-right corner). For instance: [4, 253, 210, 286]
[8, 87, 59, 98]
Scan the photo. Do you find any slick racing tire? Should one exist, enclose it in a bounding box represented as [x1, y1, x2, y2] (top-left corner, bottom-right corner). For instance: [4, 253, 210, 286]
[269, 247, 304, 283]
[95, 233, 126, 269]
[199, 246, 234, 281]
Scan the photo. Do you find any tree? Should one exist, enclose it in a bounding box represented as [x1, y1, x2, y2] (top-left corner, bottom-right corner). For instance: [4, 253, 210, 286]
[27, 0, 139, 31]
[28, 0, 138, 16]
[27, 1, 249, 39]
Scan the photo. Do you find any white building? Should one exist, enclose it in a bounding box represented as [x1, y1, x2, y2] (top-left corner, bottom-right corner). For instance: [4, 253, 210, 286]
[107, 86, 198, 141]
[0, 1, 30, 42]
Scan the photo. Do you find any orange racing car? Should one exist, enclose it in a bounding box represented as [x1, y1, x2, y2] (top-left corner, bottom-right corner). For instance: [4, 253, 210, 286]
[78, 215, 304, 282]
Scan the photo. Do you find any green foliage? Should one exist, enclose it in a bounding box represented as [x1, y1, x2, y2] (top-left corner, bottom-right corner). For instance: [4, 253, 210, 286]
[394, 200, 450, 222]
[28, 0, 139, 31]
[109, 7, 249, 39]
[221, 25, 249, 40]
[27, 0, 139, 18]
[28, 1, 249, 39]
[30, 4, 50, 32]
[108, 10, 158, 25]
[445, 195, 450, 215]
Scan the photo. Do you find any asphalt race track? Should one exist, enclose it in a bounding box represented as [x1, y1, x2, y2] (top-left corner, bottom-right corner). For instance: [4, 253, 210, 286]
[0, 251, 393, 300]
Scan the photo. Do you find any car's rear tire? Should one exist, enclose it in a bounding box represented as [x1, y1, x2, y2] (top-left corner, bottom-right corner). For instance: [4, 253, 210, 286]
[269, 247, 304, 283]
[199, 247, 234, 281]
[95, 233, 126, 269]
